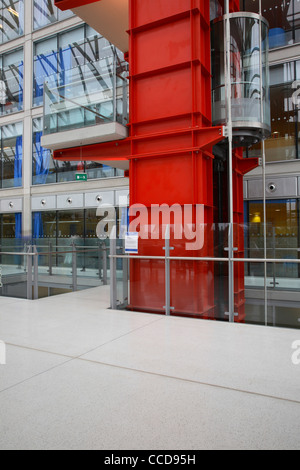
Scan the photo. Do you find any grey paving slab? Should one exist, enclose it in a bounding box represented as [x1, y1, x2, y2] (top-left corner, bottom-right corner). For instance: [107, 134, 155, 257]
[0, 294, 161, 357]
[0, 358, 299, 450]
[0, 344, 70, 392]
[81, 315, 300, 402]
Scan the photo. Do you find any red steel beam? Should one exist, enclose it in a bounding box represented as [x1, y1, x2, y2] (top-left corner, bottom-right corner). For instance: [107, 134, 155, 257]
[54, 0, 100, 10]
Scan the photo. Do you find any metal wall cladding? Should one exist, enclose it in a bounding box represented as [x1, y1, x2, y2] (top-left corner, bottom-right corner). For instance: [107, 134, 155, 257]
[56, 193, 84, 209]
[0, 198, 23, 213]
[30, 190, 129, 212]
[84, 191, 114, 208]
[247, 177, 298, 199]
[32, 195, 56, 211]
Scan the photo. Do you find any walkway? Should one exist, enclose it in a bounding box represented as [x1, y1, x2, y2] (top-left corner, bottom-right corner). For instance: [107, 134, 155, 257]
[0, 286, 299, 450]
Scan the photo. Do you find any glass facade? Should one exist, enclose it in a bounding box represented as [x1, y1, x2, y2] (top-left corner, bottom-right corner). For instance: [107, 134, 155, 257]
[0, 213, 22, 240]
[43, 56, 128, 136]
[212, 1, 300, 49]
[246, 60, 300, 162]
[33, 26, 118, 107]
[33, 0, 73, 31]
[32, 117, 122, 184]
[0, 48, 23, 115]
[32, 25, 125, 184]
[0, 121, 22, 188]
[32, 208, 120, 244]
[242, 0, 300, 49]
[0, 0, 24, 44]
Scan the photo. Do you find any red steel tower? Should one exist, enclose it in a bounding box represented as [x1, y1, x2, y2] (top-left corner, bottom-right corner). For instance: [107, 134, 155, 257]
[52, 0, 265, 321]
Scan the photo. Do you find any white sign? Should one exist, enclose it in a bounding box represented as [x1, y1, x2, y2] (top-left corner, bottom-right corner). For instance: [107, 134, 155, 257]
[125, 232, 139, 254]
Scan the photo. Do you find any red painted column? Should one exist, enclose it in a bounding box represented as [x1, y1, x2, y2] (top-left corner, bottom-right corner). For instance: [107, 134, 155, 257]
[127, 0, 219, 317]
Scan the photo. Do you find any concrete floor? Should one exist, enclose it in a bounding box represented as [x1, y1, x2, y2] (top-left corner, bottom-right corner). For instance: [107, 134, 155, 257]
[0, 286, 300, 450]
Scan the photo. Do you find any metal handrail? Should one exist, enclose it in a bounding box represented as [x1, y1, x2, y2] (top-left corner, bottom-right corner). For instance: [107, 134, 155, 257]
[109, 254, 300, 264]
[0, 248, 101, 256]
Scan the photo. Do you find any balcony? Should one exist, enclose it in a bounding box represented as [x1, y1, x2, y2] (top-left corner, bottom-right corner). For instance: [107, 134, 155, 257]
[41, 55, 129, 152]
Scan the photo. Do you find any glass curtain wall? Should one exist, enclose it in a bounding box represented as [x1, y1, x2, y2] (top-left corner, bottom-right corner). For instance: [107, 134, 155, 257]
[33, 0, 73, 31]
[0, 48, 23, 115]
[33, 26, 124, 184]
[0, 121, 23, 188]
[32, 117, 119, 184]
[0, 213, 22, 255]
[211, 1, 300, 49]
[247, 60, 300, 162]
[0, 0, 24, 44]
[32, 209, 118, 242]
[241, 0, 300, 49]
[239, 1, 300, 329]
[33, 26, 117, 107]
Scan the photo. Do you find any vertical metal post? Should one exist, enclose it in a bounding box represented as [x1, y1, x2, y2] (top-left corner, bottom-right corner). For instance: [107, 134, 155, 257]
[122, 239, 128, 307]
[33, 245, 38, 300]
[72, 242, 77, 292]
[259, 0, 268, 325]
[113, 53, 117, 122]
[27, 245, 33, 300]
[164, 225, 171, 316]
[110, 235, 117, 309]
[49, 242, 53, 276]
[98, 243, 102, 280]
[122, 72, 128, 125]
[24, 243, 27, 272]
[102, 243, 108, 285]
[271, 227, 278, 289]
[225, 0, 235, 323]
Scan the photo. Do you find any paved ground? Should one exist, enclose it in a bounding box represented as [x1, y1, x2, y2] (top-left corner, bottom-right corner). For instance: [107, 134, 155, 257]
[0, 286, 299, 450]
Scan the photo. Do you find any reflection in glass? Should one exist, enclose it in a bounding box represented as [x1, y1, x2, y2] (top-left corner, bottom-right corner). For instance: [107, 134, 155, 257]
[33, 27, 118, 107]
[0, 48, 23, 115]
[245, 199, 299, 285]
[0, 0, 24, 43]
[43, 55, 128, 135]
[0, 121, 23, 188]
[241, 0, 300, 50]
[32, 118, 54, 185]
[33, 0, 73, 31]
[211, 13, 270, 145]
[246, 60, 299, 162]
[33, 115, 121, 185]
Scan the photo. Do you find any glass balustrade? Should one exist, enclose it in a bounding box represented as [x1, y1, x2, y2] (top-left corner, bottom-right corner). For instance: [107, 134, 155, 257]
[43, 56, 129, 136]
[0, 239, 110, 300]
[2, 223, 300, 330]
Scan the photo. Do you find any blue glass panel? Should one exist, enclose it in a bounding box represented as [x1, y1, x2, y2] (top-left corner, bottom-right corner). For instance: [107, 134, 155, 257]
[34, 131, 50, 184]
[34, 50, 59, 107]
